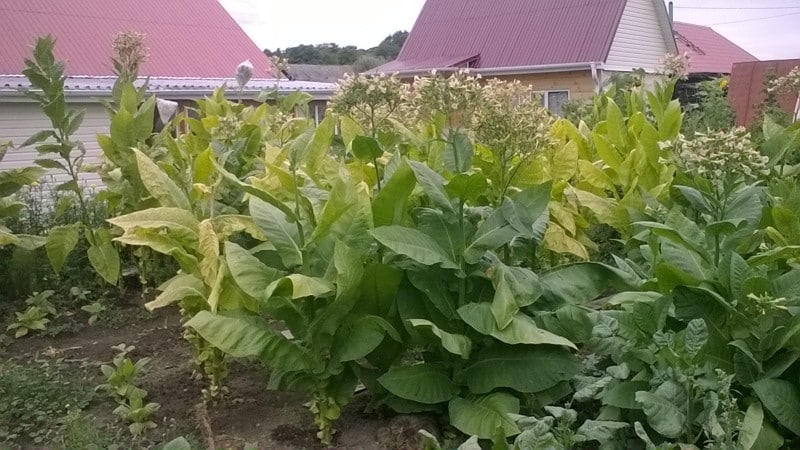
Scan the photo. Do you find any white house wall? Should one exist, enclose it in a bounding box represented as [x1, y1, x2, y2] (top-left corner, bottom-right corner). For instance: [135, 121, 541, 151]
[604, 0, 671, 72]
[0, 101, 106, 188]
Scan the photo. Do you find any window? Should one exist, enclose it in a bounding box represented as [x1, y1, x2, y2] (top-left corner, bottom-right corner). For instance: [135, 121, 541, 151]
[531, 90, 570, 116]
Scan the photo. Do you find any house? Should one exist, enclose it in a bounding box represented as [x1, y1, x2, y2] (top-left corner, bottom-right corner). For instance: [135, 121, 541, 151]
[0, 0, 335, 185]
[285, 65, 355, 83]
[369, 0, 678, 114]
[672, 22, 758, 78]
[729, 59, 800, 127]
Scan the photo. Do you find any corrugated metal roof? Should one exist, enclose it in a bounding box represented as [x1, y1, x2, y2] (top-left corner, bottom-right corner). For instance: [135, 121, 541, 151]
[673, 22, 758, 75]
[0, 0, 276, 78]
[287, 65, 354, 83]
[0, 75, 335, 100]
[374, 0, 627, 74]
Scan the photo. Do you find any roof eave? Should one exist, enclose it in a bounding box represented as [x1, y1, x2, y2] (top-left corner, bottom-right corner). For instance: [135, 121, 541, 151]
[371, 62, 600, 78]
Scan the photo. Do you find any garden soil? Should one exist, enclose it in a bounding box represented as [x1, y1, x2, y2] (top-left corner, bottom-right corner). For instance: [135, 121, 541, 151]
[5, 302, 439, 449]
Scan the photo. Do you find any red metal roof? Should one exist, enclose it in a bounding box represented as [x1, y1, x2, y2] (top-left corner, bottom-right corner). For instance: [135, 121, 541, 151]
[375, 0, 627, 73]
[673, 22, 757, 75]
[0, 0, 276, 78]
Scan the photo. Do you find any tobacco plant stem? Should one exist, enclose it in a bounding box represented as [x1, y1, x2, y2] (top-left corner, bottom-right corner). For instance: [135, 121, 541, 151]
[290, 164, 308, 273]
[373, 157, 382, 192]
[458, 200, 466, 309]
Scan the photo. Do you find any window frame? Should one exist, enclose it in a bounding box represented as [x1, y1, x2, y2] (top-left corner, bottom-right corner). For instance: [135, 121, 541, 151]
[531, 89, 571, 113]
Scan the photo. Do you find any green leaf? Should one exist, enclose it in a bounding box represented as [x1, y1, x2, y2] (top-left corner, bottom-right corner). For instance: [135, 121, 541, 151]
[87, 228, 120, 285]
[461, 345, 581, 394]
[216, 162, 296, 220]
[445, 173, 487, 203]
[448, 393, 520, 439]
[46, 224, 80, 273]
[108, 207, 199, 237]
[378, 364, 459, 404]
[373, 159, 416, 227]
[272, 274, 333, 299]
[249, 197, 303, 268]
[352, 135, 383, 160]
[458, 303, 576, 349]
[336, 315, 401, 362]
[464, 208, 517, 263]
[133, 149, 190, 209]
[576, 420, 629, 444]
[408, 319, 472, 358]
[602, 381, 651, 409]
[751, 378, 800, 436]
[502, 182, 551, 243]
[443, 131, 473, 174]
[186, 311, 313, 371]
[407, 160, 454, 213]
[145, 274, 205, 311]
[225, 241, 280, 299]
[370, 226, 460, 271]
[684, 318, 708, 359]
[635, 391, 686, 439]
[489, 263, 541, 328]
[540, 262, 641, 306]
[20, 130, 56, 148]
[738, 402, 764, 450]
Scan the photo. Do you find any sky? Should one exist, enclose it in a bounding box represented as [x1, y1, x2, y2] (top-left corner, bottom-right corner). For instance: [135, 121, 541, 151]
[219, 0, 800, 61]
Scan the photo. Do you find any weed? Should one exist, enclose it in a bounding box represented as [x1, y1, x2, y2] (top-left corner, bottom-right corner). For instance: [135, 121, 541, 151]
[0, 357, 95, 445]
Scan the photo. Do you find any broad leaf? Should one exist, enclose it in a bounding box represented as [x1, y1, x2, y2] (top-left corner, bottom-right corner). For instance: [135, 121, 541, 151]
[751, 378, 800, 436]
[133, 149, 190, 209]
[145, 274, 205, 311]
[461, 345, 581, 394]
[186, 311, 313, 371]
[249, 197, 303, 268]
[370, 226, 460, 271]
[336, 315, 401, 362]
[635, 391, 686, 439]
[408, 319, 472, 358]
[448, 393, 520, 439]
[46, 224, 80, 273]
[378, 364, 459, 404]
[87, 228, 120, 285]
[225, 241, 280, 299]
[458, 303, 576, 349]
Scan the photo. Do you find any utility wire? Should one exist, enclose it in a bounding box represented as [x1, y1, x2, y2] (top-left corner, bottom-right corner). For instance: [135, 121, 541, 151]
[676, 6, 800, 10]
[708, 10, 800, 25]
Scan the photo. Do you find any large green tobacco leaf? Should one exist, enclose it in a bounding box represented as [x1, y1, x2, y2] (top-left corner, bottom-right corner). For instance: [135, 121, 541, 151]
[351, 135, 383, 160]
[370, 226, 460, 271]
[602, 381, 650, 409]
[249, 197, 303, 268]
[461, 345, 580, 394]
[458, 303, 576, 349]
[186, 311, 313, 372]
[502, 182, 551, 243]
[540, 262, 641, 306]
[335, 315, 401, 362]
[416, 208, 463, 269]
[443, 131, 473, 174]
[408, 319, 472, 358]
[267, 274, 334, 300]
[738, 402, 764, 450]
[108, 207, 199, 239]
[225, 241, 281, 299]
[378, 364, 459, 404]
[464, 208, 517, 263]
[114, 228, 198, 273]
[372, 160, 416, 227]
[311, 178, 373, 255]
[635, 391, 686, 439]
[145, 274, 206, 311]
[87, 228, 120, 284]
[490, 264, 541, 328]
[684, 318, 708, 359]
[133, 149, 191, 210]
[358, 263, 402, 317]
[407, 160, 454, 213]
[445, 173, 487, 203]
[45, 223, 80, 273]
[751, 378, 800, 436]
[448, 393, 520, 438]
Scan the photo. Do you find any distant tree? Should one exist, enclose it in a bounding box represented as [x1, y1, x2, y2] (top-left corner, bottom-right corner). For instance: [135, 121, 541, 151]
[353, 54, 386, 72]
[264, 30, 408, 66]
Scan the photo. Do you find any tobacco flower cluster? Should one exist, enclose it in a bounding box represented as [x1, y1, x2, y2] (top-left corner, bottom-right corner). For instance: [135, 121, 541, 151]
[410, 69, 483, 128]
[661, 52, 690, 80]
[330, 73, 408, 135]
[672, 128, 768, 182]
[475, 79, 555, 159]
[768, 65, 800, 95]
[112, 31, 149, 80]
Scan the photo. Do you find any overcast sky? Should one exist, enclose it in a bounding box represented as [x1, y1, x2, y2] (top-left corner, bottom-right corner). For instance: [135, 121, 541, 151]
[219, 0, 800, 61]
